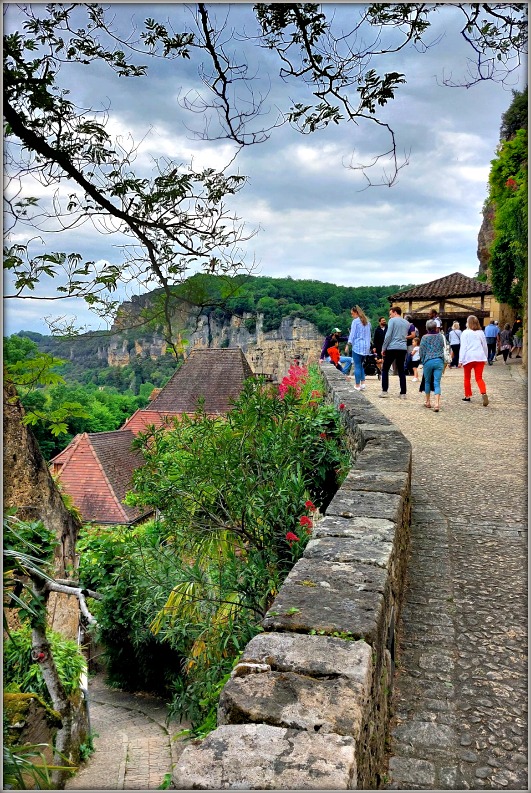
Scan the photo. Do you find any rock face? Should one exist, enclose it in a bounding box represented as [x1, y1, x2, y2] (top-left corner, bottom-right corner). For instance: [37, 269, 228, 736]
[108, 305, 323, 382]
[3, 383, 81, 638]
[477, 201, 496, 278]
[188, 314, 322, 382]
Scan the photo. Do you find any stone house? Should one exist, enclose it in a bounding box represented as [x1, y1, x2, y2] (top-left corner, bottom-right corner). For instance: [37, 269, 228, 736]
[49, 348, 255, 523]
[387, 272, 513, 335]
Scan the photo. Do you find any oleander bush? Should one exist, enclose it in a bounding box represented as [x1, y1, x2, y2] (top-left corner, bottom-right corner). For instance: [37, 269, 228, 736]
[78, 367, 350, 732]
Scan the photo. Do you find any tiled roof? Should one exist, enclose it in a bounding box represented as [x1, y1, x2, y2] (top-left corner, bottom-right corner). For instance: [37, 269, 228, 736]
[89, 431, 148, 523]
[51, 430, 151, 524]
[50, 348, 254, 522]
[388, 272, 493, 301]
[120, 409, 180, 435]
[146, 348, 254, 415]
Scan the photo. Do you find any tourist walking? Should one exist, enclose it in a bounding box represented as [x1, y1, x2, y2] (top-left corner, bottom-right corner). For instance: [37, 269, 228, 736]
[419, 319, 445, 412]
[348, 305, 372, 391]
[459, 315, 489, 406]
[380, 306, 409, 399]
[499, 324, 513, 364]
[484, 319, 499, 365]
[511, 315, 523, 340]
[448, 321, 462, 367]
[410, 337, 421, 381]
[512, 331, 523, 358]
[428, 308, 442, 331]
[319, 327, 352, 374]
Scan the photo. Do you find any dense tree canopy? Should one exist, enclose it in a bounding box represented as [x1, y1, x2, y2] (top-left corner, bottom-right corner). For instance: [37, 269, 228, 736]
[486, 87, 527, 310]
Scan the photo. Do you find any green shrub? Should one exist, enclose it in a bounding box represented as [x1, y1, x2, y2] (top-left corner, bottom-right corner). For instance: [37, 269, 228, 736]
[4, 625, 86, 704]
[76, 367, 349, 732]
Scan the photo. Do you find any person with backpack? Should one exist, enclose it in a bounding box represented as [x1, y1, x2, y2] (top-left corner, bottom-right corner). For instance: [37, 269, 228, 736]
[448, 321, 462, 367]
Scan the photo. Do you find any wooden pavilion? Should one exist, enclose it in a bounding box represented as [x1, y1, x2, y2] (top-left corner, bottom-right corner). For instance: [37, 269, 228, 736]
[388, 272, 504, 335]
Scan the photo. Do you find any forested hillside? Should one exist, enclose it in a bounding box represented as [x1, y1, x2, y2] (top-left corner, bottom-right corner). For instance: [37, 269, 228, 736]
[124, 273, 410, 336]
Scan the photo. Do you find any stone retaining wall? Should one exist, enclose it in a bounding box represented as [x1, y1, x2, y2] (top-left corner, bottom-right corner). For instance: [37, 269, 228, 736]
[173, 367, 412, 789]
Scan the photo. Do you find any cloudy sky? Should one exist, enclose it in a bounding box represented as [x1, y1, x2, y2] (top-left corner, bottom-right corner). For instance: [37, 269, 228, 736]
[4, 3, 527, 335]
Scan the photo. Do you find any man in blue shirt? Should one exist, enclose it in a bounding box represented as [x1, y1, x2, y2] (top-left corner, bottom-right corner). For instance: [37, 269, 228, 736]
[484, 320, 500, 365]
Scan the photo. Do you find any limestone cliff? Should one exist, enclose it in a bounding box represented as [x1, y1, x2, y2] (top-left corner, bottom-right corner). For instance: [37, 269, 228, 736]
[108, 302, 325, 382]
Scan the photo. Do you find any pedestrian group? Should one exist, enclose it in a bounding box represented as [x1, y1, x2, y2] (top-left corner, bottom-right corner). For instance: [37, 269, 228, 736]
[319, 307, 523, 412]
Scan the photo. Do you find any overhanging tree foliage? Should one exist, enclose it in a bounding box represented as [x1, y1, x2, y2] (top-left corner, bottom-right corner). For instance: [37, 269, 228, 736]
[485, 87, 527, 310]
[3, 3, 527, 338]
[487, 127, 527, 308]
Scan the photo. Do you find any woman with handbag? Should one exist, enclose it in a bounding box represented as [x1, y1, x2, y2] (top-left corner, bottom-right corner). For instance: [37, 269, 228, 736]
[418, 319, 445, 412]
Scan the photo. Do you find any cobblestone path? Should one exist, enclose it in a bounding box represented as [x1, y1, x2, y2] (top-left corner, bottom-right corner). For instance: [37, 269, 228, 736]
[362, 360, 527, 790]
[65, 675, 186, 790]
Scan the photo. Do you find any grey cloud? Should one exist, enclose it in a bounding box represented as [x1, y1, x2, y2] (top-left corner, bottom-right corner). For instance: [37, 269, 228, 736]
[4, 3, 526, 334]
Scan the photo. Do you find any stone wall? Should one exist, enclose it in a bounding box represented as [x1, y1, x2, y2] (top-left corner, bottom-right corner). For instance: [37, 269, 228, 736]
[173, 365, 412, 790]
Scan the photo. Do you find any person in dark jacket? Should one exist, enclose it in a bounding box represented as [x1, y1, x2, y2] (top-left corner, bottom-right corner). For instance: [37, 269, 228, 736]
[372, 317, 387, 357]
[499, 323, 513, 364]
[371, 316, 387, 379]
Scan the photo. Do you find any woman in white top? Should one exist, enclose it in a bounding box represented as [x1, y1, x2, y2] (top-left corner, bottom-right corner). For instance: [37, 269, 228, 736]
[448, 321, 462, 368]
[458, 315, 489, 406]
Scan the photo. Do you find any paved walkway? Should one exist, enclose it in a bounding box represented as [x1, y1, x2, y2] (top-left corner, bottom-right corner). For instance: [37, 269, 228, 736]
[65, 675, 186, 790]
[361, 359, 527, 790]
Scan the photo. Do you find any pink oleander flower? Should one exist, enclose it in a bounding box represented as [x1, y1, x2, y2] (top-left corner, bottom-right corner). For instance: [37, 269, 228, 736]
[278, 364, 309, 399]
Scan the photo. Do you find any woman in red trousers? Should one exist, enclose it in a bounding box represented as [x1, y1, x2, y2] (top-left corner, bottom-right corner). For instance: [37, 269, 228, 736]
[458, 315, 489, 406]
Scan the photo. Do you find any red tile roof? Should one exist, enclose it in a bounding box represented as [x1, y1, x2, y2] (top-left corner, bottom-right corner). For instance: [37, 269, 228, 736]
[49, 348, 255, 521]
[146, 347, 254, 415]
[120, 409, 179, 435]
[50, 431, 151, 525]
[388, 272, 493, 301]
